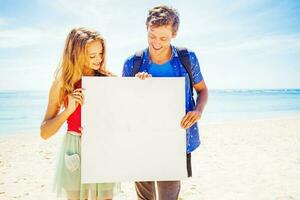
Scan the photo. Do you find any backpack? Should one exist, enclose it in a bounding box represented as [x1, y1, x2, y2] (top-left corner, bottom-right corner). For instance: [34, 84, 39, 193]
[132, 47, 194, 96]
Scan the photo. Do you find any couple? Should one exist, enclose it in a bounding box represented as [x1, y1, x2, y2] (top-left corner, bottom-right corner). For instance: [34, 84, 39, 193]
[40, 5, 208, 200]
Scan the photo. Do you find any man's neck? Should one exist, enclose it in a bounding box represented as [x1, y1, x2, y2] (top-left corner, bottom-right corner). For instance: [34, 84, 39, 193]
[149, 46, 172, 65]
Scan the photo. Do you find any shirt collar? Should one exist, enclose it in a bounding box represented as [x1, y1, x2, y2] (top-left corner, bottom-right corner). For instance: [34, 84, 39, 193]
[171, 45, 179, 58]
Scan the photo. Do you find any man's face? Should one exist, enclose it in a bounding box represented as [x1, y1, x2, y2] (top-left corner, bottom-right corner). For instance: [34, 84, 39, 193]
[147, 24, 176, 56]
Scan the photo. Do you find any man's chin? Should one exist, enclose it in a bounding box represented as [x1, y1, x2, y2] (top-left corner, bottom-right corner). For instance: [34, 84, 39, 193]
[150, 46, 162, 52]
[151, 48, 163, 54]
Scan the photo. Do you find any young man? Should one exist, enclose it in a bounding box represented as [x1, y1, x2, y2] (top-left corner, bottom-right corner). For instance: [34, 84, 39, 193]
[122, 5, 208, 200]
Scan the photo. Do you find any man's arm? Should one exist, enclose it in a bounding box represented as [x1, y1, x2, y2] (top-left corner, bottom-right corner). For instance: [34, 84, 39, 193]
[122, 57, 133, 77]
[180, 80, 208, 129]
[194, 80, 208, 115]
[181, 51, 208, 129]
[122, 55, 152, 79]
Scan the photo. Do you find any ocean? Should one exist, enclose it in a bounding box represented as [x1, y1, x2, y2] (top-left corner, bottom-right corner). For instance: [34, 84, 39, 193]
[0, 89, 300, 135]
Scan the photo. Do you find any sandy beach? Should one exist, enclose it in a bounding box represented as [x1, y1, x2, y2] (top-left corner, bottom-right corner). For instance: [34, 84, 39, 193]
[0, 117, 300, 200]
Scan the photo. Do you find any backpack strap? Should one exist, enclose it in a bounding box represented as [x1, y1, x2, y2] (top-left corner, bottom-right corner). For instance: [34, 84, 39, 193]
[176, 46, 194, 96]
[132, 50, 144, 77]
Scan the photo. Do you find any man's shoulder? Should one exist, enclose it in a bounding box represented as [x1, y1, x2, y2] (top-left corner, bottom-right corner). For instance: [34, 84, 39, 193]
[174, 46, 199, 64]
[174, 46, 196, 56]
[124, 49, 147, 65]
[122, 49, 147, 76]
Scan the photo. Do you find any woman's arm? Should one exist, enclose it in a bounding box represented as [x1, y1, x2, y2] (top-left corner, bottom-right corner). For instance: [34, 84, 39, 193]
[40, 81, 84, 140]
[40, 80, 68, 140]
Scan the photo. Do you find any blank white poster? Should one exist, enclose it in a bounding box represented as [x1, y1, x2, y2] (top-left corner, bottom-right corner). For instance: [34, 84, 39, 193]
[81, 77, 187, 183]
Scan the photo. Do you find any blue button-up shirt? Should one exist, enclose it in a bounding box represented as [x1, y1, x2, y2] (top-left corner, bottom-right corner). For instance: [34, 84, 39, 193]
[122, 45, 204, 153]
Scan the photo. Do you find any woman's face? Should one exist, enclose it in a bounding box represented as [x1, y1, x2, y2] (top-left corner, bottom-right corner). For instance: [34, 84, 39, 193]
[87, 40, 103, 70]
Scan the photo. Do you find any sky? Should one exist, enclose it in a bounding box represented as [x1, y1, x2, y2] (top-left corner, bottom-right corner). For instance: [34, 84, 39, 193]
[0, 0, 299, 90]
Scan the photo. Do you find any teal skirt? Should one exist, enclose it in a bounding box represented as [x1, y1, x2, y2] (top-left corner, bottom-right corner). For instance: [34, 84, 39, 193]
[53, 131, 121, 199]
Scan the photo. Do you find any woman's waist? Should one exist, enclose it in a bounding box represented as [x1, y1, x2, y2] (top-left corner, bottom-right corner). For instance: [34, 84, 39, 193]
[66, 131, 81, 136]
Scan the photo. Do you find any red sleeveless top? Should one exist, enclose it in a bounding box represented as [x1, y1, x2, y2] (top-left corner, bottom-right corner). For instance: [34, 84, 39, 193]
[65, 80, 82, 134]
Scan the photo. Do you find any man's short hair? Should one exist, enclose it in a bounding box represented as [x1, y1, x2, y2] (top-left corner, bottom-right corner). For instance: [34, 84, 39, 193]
[146, 5, 180, 34]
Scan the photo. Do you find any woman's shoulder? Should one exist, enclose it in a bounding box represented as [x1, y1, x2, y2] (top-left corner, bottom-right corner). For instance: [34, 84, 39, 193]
[50, 79, 62, 93]
[48, 79, 62, 106]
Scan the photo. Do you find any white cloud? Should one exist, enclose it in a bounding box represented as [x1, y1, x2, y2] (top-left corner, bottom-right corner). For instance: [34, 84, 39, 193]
[0, 65, 54, 90]
[0, 28, 43, 48]
[0, 17, 8, 26]
[0, 26, 69, 48]
[47, 0, 121, 31]
[0, 0, 299, 90]
[199, 34, 300, 55]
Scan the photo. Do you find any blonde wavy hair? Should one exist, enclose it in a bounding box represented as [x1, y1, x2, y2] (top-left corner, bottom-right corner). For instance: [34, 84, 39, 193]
[55, 27, 111, 104]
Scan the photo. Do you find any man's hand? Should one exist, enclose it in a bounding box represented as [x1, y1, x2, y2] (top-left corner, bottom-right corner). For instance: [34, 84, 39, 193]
[135, 72, 152, 80]
[180, 111, 201, 129]
[180, 80, 208, 129]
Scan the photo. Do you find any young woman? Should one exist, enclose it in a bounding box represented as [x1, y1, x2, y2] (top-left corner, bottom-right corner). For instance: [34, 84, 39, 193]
[40, 27, 120, 200]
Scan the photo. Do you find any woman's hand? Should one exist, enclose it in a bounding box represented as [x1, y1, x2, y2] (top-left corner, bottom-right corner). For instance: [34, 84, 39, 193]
[135, 72, 152, 80]
[65, 88, 85, 114]
[41, 80, 84, 140]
